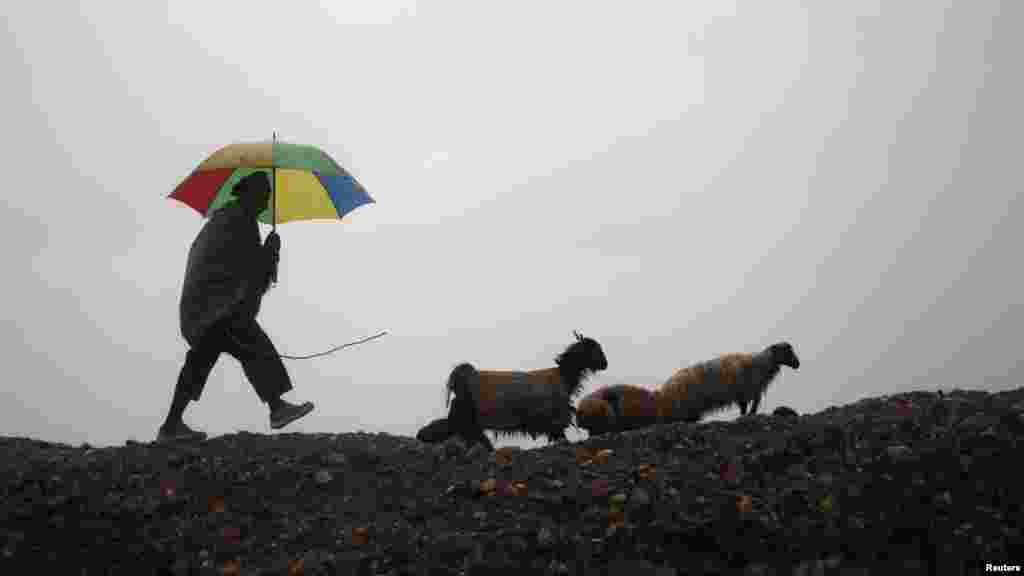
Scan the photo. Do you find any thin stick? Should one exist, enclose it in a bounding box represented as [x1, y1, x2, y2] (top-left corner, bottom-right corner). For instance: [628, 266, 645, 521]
[225, 329, 389, 360]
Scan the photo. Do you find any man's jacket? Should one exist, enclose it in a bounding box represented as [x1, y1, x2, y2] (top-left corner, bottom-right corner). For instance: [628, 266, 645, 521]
[179, 203, 275, 348]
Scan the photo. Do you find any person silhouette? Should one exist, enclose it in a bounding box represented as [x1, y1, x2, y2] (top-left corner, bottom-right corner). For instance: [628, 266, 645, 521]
[159, 171, 314, 442]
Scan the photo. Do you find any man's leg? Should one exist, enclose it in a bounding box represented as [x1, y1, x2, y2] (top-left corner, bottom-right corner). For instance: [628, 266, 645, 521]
[160, 331, 222, 441]
[222, 316, 314, 429]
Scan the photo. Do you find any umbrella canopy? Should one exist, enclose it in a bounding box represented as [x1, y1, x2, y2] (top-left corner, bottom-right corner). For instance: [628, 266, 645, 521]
[169, 139, 374, 225]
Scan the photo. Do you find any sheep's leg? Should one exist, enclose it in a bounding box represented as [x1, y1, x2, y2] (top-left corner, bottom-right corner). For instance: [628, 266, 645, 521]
[737, 401, 749, 416]
[546, 412, 569, 444]
[461, 426, 494, 452]
[450, 416, 493, 451]
[450, 415, 493, 452]
[548, 429, 568, 444]
[749, 396, 761, 415]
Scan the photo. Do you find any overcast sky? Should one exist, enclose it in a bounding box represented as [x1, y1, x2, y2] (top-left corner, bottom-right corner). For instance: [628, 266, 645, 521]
[2, 1, 1020, 449]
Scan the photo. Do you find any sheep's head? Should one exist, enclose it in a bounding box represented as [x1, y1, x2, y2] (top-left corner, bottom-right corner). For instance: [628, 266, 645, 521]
[556, 332, 609, 399]
[769, 341, 800, 370]
[571, 331, 609, 372]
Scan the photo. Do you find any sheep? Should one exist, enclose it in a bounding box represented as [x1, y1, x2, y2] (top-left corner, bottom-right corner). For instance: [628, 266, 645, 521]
[575, 384, 659, 437]
[444, 330, 608, 450]
[656, 341, 800, 424]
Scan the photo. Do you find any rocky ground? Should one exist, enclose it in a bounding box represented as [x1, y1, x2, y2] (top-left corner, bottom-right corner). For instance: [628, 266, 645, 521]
[3, 387, 1024, 575]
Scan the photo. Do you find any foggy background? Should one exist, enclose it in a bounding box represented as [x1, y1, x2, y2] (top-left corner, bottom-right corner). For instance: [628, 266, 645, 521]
[2, 1, 1020, 449]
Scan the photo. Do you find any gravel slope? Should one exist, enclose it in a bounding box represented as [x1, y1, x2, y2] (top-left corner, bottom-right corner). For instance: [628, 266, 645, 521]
[3, 386, 1023, 575]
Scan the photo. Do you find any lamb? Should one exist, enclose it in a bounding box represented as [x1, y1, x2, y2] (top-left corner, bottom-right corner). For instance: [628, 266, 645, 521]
[575, 384, 659, 437]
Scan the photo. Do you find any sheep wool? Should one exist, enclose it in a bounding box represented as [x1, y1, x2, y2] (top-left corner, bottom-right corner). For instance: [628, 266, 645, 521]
[474, 368, 568, 432]
[576, 384, 659, 436]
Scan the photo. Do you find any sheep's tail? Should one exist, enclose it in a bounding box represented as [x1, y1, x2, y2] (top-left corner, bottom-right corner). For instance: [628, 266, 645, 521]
[446, 362, 477, 410]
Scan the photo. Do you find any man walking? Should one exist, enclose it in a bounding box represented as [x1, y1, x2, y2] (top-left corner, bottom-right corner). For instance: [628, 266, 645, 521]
[159, 171, 314, 442]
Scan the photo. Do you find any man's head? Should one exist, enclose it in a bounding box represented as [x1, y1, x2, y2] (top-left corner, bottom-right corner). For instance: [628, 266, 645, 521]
[232, 171, 272, 216]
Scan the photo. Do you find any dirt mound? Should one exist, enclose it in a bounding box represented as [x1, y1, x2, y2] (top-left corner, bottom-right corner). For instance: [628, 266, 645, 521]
[3, 386, 1023, 574]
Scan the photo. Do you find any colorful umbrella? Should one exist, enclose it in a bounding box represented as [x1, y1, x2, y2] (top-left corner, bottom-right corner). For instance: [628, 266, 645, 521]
[169, 135, 374, 229]
[167, 136, 388, 358]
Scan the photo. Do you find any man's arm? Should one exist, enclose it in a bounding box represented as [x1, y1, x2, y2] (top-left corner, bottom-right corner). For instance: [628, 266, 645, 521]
[256, 232, 280, 293]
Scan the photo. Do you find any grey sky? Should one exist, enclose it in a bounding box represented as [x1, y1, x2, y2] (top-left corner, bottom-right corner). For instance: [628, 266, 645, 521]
[2, 2, 1020, 449]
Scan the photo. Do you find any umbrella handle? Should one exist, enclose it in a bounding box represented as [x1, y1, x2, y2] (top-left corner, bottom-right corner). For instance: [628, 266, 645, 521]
[266, 224, 281, 288]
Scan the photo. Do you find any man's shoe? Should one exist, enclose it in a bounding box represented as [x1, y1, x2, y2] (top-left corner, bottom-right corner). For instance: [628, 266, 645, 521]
[270, 401, 315, 430]
[156, 422, 208, 443]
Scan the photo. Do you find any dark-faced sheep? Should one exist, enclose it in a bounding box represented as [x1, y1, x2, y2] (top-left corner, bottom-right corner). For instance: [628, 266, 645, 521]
[444, 331, 608, 450]
[657, 341, 800, 423]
